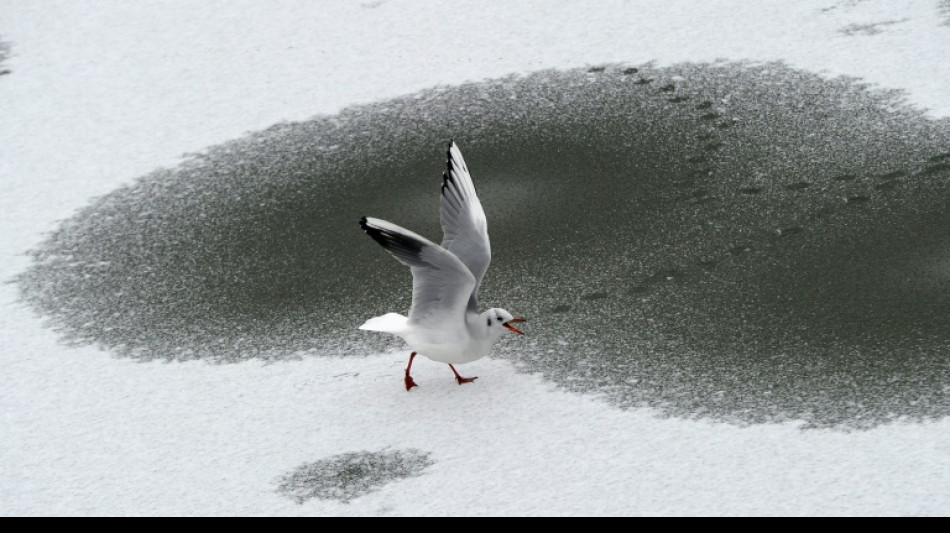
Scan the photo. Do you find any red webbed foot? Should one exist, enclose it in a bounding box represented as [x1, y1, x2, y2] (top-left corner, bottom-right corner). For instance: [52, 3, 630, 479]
[450, 364, 478, 386]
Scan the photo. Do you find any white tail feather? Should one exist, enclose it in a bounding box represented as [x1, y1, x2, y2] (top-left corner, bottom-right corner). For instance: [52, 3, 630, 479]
[359, 312, 409, 334]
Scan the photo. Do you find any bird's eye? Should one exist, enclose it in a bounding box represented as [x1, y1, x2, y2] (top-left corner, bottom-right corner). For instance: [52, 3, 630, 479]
[497, 317, 503, 323]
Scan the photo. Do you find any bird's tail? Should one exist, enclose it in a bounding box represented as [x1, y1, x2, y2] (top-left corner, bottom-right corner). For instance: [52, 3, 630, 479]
[359, 312, 409, 334]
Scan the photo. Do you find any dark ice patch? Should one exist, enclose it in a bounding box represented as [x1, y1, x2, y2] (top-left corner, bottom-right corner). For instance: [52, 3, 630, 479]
[277, 449, 433, 504]
[17, 61, 950, 429]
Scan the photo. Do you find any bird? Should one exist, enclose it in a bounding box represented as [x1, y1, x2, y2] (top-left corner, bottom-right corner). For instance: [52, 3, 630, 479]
[359, 140, 525, 391]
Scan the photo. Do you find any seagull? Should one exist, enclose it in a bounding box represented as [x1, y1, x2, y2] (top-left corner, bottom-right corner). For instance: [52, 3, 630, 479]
[359, 141, 525, 391]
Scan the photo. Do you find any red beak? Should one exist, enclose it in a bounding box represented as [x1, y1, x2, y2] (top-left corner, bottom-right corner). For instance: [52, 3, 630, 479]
[504, 317, 526, 335]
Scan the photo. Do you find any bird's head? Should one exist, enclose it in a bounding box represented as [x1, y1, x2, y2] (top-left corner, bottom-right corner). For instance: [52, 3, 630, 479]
[483, 308, 526, 336]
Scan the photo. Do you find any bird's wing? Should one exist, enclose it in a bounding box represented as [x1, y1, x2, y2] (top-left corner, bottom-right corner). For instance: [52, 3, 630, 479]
[440, 141, 491, 311]
[360, 216, 477, 326]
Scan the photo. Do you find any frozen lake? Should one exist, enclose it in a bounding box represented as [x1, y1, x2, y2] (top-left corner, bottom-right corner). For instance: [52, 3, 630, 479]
[2, 0, 949, 516]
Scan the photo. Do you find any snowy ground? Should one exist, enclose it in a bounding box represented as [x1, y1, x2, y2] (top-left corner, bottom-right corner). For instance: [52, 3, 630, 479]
[2, 0, 949, 516]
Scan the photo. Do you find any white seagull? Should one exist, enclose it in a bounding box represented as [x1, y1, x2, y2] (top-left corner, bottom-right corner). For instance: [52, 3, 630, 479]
[359, 141, 525, 391]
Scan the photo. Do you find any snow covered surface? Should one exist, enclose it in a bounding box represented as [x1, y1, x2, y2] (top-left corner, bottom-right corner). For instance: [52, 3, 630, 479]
[2, 0, 949, 516]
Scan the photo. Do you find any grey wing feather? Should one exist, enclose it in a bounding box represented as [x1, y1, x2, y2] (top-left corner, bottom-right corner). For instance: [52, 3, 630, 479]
[360, 217, 476, 324]
[440, 141, 491, 311]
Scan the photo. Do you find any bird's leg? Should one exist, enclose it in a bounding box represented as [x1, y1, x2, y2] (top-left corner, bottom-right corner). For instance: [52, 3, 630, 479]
[405, 352, 419, 391]
[449, 364, 478, 386]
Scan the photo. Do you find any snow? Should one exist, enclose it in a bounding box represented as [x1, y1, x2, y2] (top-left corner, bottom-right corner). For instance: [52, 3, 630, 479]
[2, 0, 949, 516]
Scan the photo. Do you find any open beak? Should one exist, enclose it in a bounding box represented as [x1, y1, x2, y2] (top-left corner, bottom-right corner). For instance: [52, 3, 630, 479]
[503, 317, 526, 335]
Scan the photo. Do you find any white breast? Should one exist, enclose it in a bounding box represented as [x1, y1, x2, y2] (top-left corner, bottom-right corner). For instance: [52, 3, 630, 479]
[402, 318, 494, 365]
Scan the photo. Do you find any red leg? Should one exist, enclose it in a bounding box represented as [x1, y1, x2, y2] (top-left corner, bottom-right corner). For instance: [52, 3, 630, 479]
[404, 352, 419, 391]
[449, 364, 478, 386]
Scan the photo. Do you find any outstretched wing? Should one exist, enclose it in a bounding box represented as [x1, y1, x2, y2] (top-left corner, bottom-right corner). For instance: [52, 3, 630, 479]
[440, 141, 491, 311]
[360, 216, 477, 325]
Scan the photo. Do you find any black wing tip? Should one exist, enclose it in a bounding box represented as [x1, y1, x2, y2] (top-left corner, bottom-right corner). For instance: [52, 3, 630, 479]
[359, 216, 381, 241]
[359, 217, 425, 260]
